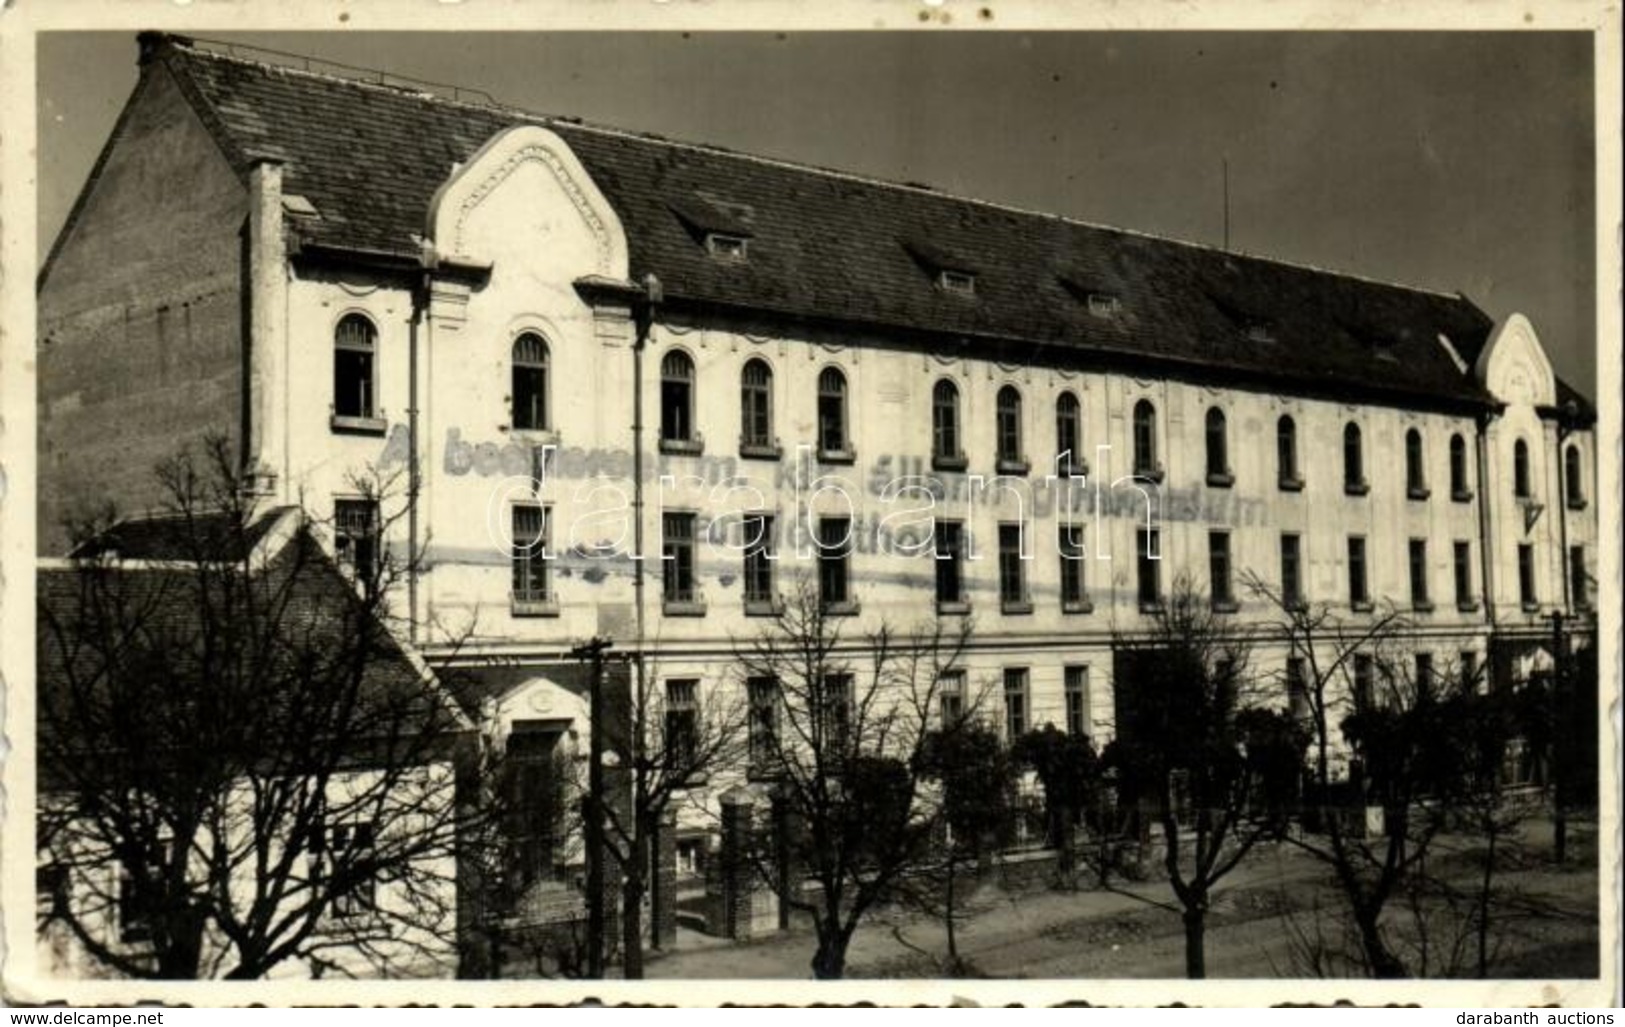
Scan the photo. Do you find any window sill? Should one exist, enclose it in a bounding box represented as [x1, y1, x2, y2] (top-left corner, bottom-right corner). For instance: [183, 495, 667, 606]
[1284, 598, 1308, 613]
[663, 599, 708, 617]
[660, 436, 705, 456]
[331, 414, 388, 436]
[1139, 600, 1165, 615]
[743, 598, 785, 617]
[1521, 601, 1542, 614]
[508, 427, 561, 444]
[1457, 600, 1481, 613]
[1407, 486, 1432, 501]
[821, 599, 861, 617]
[936, 599, 972, 616]
[1001, 599, 1034, 615]
[739, 441, 783, 461]
[1567, 498, 1588, 511]
[1344, 481, 1370, 497]
[1206, 471, 1235, 489]
[1411, 600, 1435, 614]
[1452, 489, 1475, 504]
[1061, 598, 1095, 615]
[1056, 458, 1090, 479]
[1134, 466, 1166, 485]
[511, 596, 560, 618]
[1210, 600, 1239, 614]
[932, 453, 969, 473]
[817, 447, 857, 466]
[1350, 600, 1375, 613]
[1278, 476, 1305, 493]
[996, 457, 1031, 476]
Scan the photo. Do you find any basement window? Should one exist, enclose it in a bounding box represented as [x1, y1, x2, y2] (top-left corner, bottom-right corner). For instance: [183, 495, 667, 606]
[938, 270, 977, 296]
[705, 233, 748, 260]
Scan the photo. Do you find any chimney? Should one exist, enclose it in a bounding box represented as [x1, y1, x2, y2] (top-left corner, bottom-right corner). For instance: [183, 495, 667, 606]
[137, 31, 193, 66]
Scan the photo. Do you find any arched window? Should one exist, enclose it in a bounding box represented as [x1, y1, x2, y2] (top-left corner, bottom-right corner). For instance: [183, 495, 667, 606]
[511, 333, 549, 431]
[817, 367, 849, 454]
[1056, 391, 1081, 474]
[1343, 422, 1366, 493]
[1405, 428, 1427, 497]
[1449, 433, 1469, 499]
[996, 386, 1024, 467]
[1564, 444, 1585, 508]
[740, 359, 773, 450]
[660, 350, 695, 444]
[1133, 400, 1158, 477]
[1204, 407, 1230, 483]
[1277, 415, 1300, 488]
[932, 379, 962, 464]
[333, 313, 377, 420]
[1513, 438, 1531, 499]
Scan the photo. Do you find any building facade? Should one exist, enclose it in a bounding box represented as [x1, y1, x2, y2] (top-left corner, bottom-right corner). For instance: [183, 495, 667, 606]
[38, 34, 1598, 944]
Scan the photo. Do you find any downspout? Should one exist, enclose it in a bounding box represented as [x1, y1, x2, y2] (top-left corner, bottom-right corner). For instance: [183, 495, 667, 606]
[632, 274, 663, 692]
[1474, 410, 1498, 633]
[408, 270, 427, 643]
[1555, 417, 1573, 612]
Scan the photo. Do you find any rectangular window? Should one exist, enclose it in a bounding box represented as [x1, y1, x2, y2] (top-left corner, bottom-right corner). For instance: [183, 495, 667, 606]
[1137, 528, 1161, 608]
[1059, 524, 1089, 609]
[1003, 668, 1029, 739]
[335, 499, 380, 585]
[1286, 657, 1309, 723]
[1208, 531, 1233, 609]
[1280, 533, 1303, 608]
[1408, 538, 1431, 609]
[935, 520, 967, 607]
[320, 821, 379, 920]
[1064, 665, 1091, 737]
[1518, 544, 1537, 608]
[511, 504, 550, 604]
[1353, 653, 1374, 713]
[1569, 545, 1589, 609]
[1453, 540, 1473, 609]
[663, 513, 698, 605]
[1414, 653, 1434, 695]
[818, 517, 852, 609]
[1348, 536, 1369, 608]
[743, 514, 775, 607]
[998, 523, 1028, 611]
[939, 669, 966, 726]
[665, 679, 700, 770]
[747, 676, 778, 769]
[821, 673, 853, 747]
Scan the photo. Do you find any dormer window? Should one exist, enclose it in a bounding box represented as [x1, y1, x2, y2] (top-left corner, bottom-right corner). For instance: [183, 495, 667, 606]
[706, 233, 748, 260]
[938, 269, 976, 296]
[1086, 293, 1120, 318]
[1244, 321, 1275, 343]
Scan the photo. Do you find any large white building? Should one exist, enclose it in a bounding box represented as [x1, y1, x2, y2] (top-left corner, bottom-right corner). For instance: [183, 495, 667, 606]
[37, 33, 1599, 952]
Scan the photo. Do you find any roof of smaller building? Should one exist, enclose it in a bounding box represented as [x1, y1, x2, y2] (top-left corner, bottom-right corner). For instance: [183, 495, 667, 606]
[68, 505, 296, 561]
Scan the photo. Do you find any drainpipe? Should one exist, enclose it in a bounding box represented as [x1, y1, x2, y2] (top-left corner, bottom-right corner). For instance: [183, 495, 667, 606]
[632, 274, 663, 695]
[1474, 410, 1498, 631]
[1555, 412, 1574, 612]
[407, 270, 427, 642]
[245, 160, 289, 500]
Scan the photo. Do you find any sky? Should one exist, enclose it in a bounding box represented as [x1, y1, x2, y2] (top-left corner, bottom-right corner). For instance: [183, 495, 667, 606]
[36, 30, 1598, 399]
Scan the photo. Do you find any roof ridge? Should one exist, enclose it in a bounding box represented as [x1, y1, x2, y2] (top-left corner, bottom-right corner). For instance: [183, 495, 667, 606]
[169, 37, 1466, 306]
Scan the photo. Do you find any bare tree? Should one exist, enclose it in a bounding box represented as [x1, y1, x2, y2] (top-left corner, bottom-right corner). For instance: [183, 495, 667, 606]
[1243, 569, 1455, 979]
[1107, 575, 1306, 978]
[602, 659, 749, 979]
[37, 437, 475, 979]
[730, 581, 973, 979]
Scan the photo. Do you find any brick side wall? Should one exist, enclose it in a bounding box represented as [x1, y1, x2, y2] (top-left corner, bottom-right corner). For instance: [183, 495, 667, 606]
[38, 63, 247, 554]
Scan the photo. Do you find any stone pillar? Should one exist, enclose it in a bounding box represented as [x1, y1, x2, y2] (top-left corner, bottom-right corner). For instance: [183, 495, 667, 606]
[245, 159, 289, 500]
[712, 786, 756, 940]
[772, 789, 799, 931]
[649, 808, 679, 950]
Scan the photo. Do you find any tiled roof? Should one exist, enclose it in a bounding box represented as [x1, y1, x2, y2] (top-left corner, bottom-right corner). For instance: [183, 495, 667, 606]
[155, 35, 1506, 410]
[68, 505, 295, 561]
[37, 529, 463, 783]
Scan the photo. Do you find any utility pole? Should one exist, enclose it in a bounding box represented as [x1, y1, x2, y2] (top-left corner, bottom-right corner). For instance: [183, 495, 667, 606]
[1548, 611, 1567, 863]
[569, 635, 614, 977]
